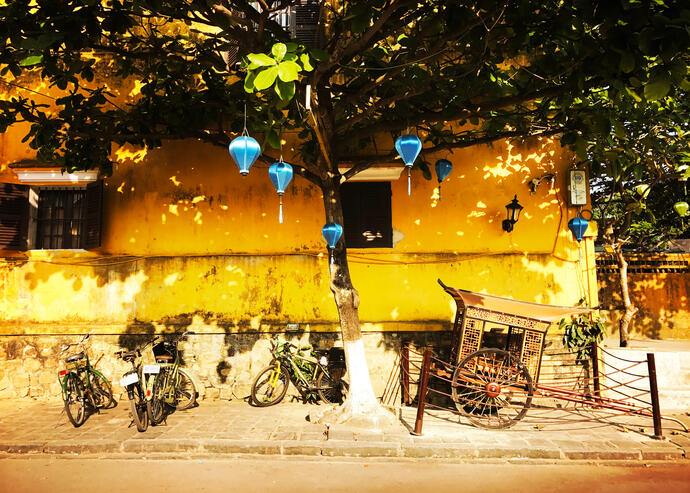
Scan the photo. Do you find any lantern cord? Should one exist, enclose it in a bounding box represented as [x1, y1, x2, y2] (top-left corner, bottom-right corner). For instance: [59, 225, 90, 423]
[407, 167, 411, 196]
[242, 103, 248, 136]
[438, 184, 442, 201]
[279, 196, 284, 224]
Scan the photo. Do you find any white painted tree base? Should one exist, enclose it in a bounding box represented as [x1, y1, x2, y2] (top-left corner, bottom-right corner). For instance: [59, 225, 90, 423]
[311, 340, 400, 431]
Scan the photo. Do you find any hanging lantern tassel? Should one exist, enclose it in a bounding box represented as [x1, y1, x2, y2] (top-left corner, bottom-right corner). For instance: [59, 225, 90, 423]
[395, 134, 422, 197]
[277, 198, 284, 224]
[434, 159, 453, 202]
[268, 161, 293, 224]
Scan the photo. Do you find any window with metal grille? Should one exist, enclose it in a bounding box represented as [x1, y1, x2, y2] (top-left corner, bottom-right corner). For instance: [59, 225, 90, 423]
[341, 182, 392, 248]
[36, 189, 86, 249]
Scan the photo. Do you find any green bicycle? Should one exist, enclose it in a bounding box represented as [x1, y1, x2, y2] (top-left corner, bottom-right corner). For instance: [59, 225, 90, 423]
[143, 333, 197, 426]
[250, 338, 348, 407]
[58, 331, 116, 427]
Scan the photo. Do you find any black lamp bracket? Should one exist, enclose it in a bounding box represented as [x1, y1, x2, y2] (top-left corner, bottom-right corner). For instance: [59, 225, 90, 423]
[528, 173, 555, 194]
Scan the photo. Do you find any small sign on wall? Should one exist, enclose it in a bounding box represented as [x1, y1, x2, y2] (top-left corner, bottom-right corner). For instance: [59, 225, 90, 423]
[568, 169, 588, 206]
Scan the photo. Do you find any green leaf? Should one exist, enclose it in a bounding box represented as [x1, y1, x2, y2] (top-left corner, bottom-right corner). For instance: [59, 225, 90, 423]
[265, 129, 281, 149]
[244, 72, 257, 93]
[247, 53, 276, 67]
[644, 73, 671, 101]
[19, 55, 43, 67]
[619, 52, 635, 73]
[300, 53, 313, 72]
[625, 87, 642, 102]
[253, 66, 279, 91]
[271, 43, 287, 62]
[274, 79, 295, 102]
[310, 49, 328, 61]
[277, 61, 301, 82]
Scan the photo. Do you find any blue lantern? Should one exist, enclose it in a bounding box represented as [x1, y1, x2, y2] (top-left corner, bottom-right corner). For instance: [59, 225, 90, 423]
[434, 159, 453, 201]
[228, 134, 261, 176]
[322, 222, 343, 271]
[322, 222, 343, 249]
[568, 217, 589, 242]
[268, 161, 293, 223]
[395, 134, 422, 196]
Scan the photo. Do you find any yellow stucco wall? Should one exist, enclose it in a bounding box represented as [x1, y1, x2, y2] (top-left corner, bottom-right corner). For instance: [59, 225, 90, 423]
[1, 127, 598, 334]
[597, 254, 690, 340]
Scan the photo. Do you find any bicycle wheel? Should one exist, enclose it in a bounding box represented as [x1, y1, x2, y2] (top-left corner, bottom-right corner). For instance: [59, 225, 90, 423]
[451, 348, 533, 429]
[147, 375, 166, 425]
[63, 373, 86, 427]
[316, 367, 348, 404]
[174, 368, 197, 410]
[251, 363, 290, 407]
[89, 369, 116, 409]
[128, 385, 149, 432]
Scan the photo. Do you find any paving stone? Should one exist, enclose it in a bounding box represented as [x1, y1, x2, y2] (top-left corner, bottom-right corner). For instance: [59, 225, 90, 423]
[320, 441, 399, 458]
[401, 444, 474, 459]
[299, 431, 326, 441]
[202, 439, 281, 455]
[280, 441, 325, 456]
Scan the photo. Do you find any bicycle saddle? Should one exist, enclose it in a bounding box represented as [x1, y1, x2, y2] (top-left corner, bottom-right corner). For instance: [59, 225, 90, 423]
[120, 351, 138, 361]
[64, 352, 85, 363]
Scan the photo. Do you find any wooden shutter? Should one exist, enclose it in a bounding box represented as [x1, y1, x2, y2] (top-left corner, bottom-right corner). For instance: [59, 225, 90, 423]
[0, 182, 30, 250]
[341, 182, 392, 248]
[83, 180, 103, 249]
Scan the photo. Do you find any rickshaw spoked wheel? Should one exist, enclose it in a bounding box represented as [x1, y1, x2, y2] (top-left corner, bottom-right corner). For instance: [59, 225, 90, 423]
[451, 348, 533, 429]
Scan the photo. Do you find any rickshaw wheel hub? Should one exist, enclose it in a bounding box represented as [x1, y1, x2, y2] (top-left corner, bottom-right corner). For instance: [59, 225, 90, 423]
[485, 382, 501, 398]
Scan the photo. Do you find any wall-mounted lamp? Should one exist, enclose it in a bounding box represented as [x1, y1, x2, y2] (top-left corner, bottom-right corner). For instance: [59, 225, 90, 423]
[502, 195, 523, 232]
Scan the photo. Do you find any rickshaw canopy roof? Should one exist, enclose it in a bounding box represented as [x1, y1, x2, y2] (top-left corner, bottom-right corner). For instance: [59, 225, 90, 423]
[438, 279, 594, 323]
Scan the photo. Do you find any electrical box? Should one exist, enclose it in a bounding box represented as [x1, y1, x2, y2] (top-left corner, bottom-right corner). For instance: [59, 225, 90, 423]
[567, 169, 588, 206]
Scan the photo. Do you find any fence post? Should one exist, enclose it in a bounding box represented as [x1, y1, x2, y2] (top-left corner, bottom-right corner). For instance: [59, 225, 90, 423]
[411, 348, 432, 436]
[647, 353, 664, 440]
[400, 341, 410, 405]
[591, 341, 601, 398]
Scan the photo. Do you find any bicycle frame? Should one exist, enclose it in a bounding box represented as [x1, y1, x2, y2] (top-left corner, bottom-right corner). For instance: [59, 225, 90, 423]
[143, 335, 187, 406]
[273, 342, 332, 393]
[58, 333, 107, 408]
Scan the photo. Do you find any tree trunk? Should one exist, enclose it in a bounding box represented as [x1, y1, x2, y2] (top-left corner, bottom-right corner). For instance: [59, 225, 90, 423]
[311, 173, 397, 429]
[614, 247, 637, 348]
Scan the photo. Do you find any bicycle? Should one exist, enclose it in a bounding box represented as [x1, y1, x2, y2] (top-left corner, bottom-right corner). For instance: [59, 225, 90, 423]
[143, 332, 197, 426]
[250, 338, 348, 407]
[115, 340, 155, 432]
[58, 331, 116, 427]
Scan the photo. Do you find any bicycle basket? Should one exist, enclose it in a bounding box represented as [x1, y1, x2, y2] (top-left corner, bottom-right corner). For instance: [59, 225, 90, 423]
[152, 341, 176, 362]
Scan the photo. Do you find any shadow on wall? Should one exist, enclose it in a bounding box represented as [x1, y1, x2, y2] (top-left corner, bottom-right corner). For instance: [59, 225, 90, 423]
[598, 271, 690, 340]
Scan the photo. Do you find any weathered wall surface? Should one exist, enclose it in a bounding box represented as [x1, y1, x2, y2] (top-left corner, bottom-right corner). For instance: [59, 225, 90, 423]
[1, 118, 599, 400]
[597, 254, 690, 340]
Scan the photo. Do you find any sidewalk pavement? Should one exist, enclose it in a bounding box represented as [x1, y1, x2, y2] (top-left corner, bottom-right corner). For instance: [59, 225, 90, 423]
[0, 399, 688, 462]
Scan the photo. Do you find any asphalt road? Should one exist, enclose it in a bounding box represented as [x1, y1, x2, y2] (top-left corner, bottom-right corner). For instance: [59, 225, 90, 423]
[1, 456, 689, 493]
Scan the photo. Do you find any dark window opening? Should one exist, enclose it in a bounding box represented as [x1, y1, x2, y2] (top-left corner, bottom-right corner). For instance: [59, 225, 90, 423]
[341, 182, 392, 248]
[36, 189, 85, 249]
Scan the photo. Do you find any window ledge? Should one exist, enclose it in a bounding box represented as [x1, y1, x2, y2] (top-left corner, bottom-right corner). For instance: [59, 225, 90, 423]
[14, 169, 98, 184]
[338, 166, 403, 182]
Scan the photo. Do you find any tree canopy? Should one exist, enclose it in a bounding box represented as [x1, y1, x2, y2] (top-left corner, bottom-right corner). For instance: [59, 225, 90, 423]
[1, 0, 688, 183]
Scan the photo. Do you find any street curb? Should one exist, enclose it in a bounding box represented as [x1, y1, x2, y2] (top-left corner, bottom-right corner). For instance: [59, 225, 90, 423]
[0, 439, 686, 461]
